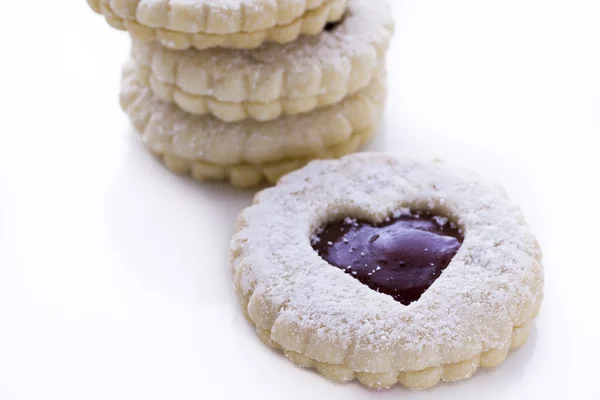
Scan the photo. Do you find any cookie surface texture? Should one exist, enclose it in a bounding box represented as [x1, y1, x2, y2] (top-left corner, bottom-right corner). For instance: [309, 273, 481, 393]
[229, 153, 544, 389]
[87, 0, 349, 49]
[119, 63, 386, 187]
[130, 0, 394, 113]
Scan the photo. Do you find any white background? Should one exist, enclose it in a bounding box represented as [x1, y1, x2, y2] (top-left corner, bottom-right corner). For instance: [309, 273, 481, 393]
[0, 1, 599, 399]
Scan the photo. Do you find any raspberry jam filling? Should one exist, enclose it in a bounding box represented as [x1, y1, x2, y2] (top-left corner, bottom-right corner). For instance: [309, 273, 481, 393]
[312, 212, 463, 305]
[324, 16, 344, 32]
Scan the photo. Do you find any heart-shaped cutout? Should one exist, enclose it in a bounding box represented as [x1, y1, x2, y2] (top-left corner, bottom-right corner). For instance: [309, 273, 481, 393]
[312, 211, 463, 305]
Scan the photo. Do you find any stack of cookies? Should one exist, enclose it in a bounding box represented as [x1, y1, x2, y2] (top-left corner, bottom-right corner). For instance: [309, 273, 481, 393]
[88, 0, 395, 187]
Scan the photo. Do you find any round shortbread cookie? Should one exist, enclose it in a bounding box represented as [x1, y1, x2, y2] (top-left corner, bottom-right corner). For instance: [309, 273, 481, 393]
[87, 0, 348, 50]
[130, 0, 394, 106]
[230, 153, 544, 389]
[138, 127, 376, 188]
[119, 63, 386, 187]
[128, 60, 386, 122]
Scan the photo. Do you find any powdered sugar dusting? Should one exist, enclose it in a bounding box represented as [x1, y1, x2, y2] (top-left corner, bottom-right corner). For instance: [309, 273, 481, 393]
[432, 215, 449, 227]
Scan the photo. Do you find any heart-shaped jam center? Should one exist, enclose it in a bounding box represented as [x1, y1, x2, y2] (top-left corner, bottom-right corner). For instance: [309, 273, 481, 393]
[312, 212, 463, 305]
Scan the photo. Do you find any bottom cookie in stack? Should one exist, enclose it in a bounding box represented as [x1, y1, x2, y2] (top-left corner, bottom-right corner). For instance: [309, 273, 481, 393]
[120, 62, 387, 188]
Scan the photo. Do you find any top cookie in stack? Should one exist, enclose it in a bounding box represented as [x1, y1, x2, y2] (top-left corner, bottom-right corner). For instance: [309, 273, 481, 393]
[87, 0, 348, 49]
[88, 0, 395, 187]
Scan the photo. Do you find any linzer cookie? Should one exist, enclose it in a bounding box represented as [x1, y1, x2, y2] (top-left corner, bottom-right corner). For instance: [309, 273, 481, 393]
[120, 63, 386, 187]
[230, 153, 544, 389]
[128, 58, 386, 122]
[130, 0, 394, 121]
[87, 0, 347, 50]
